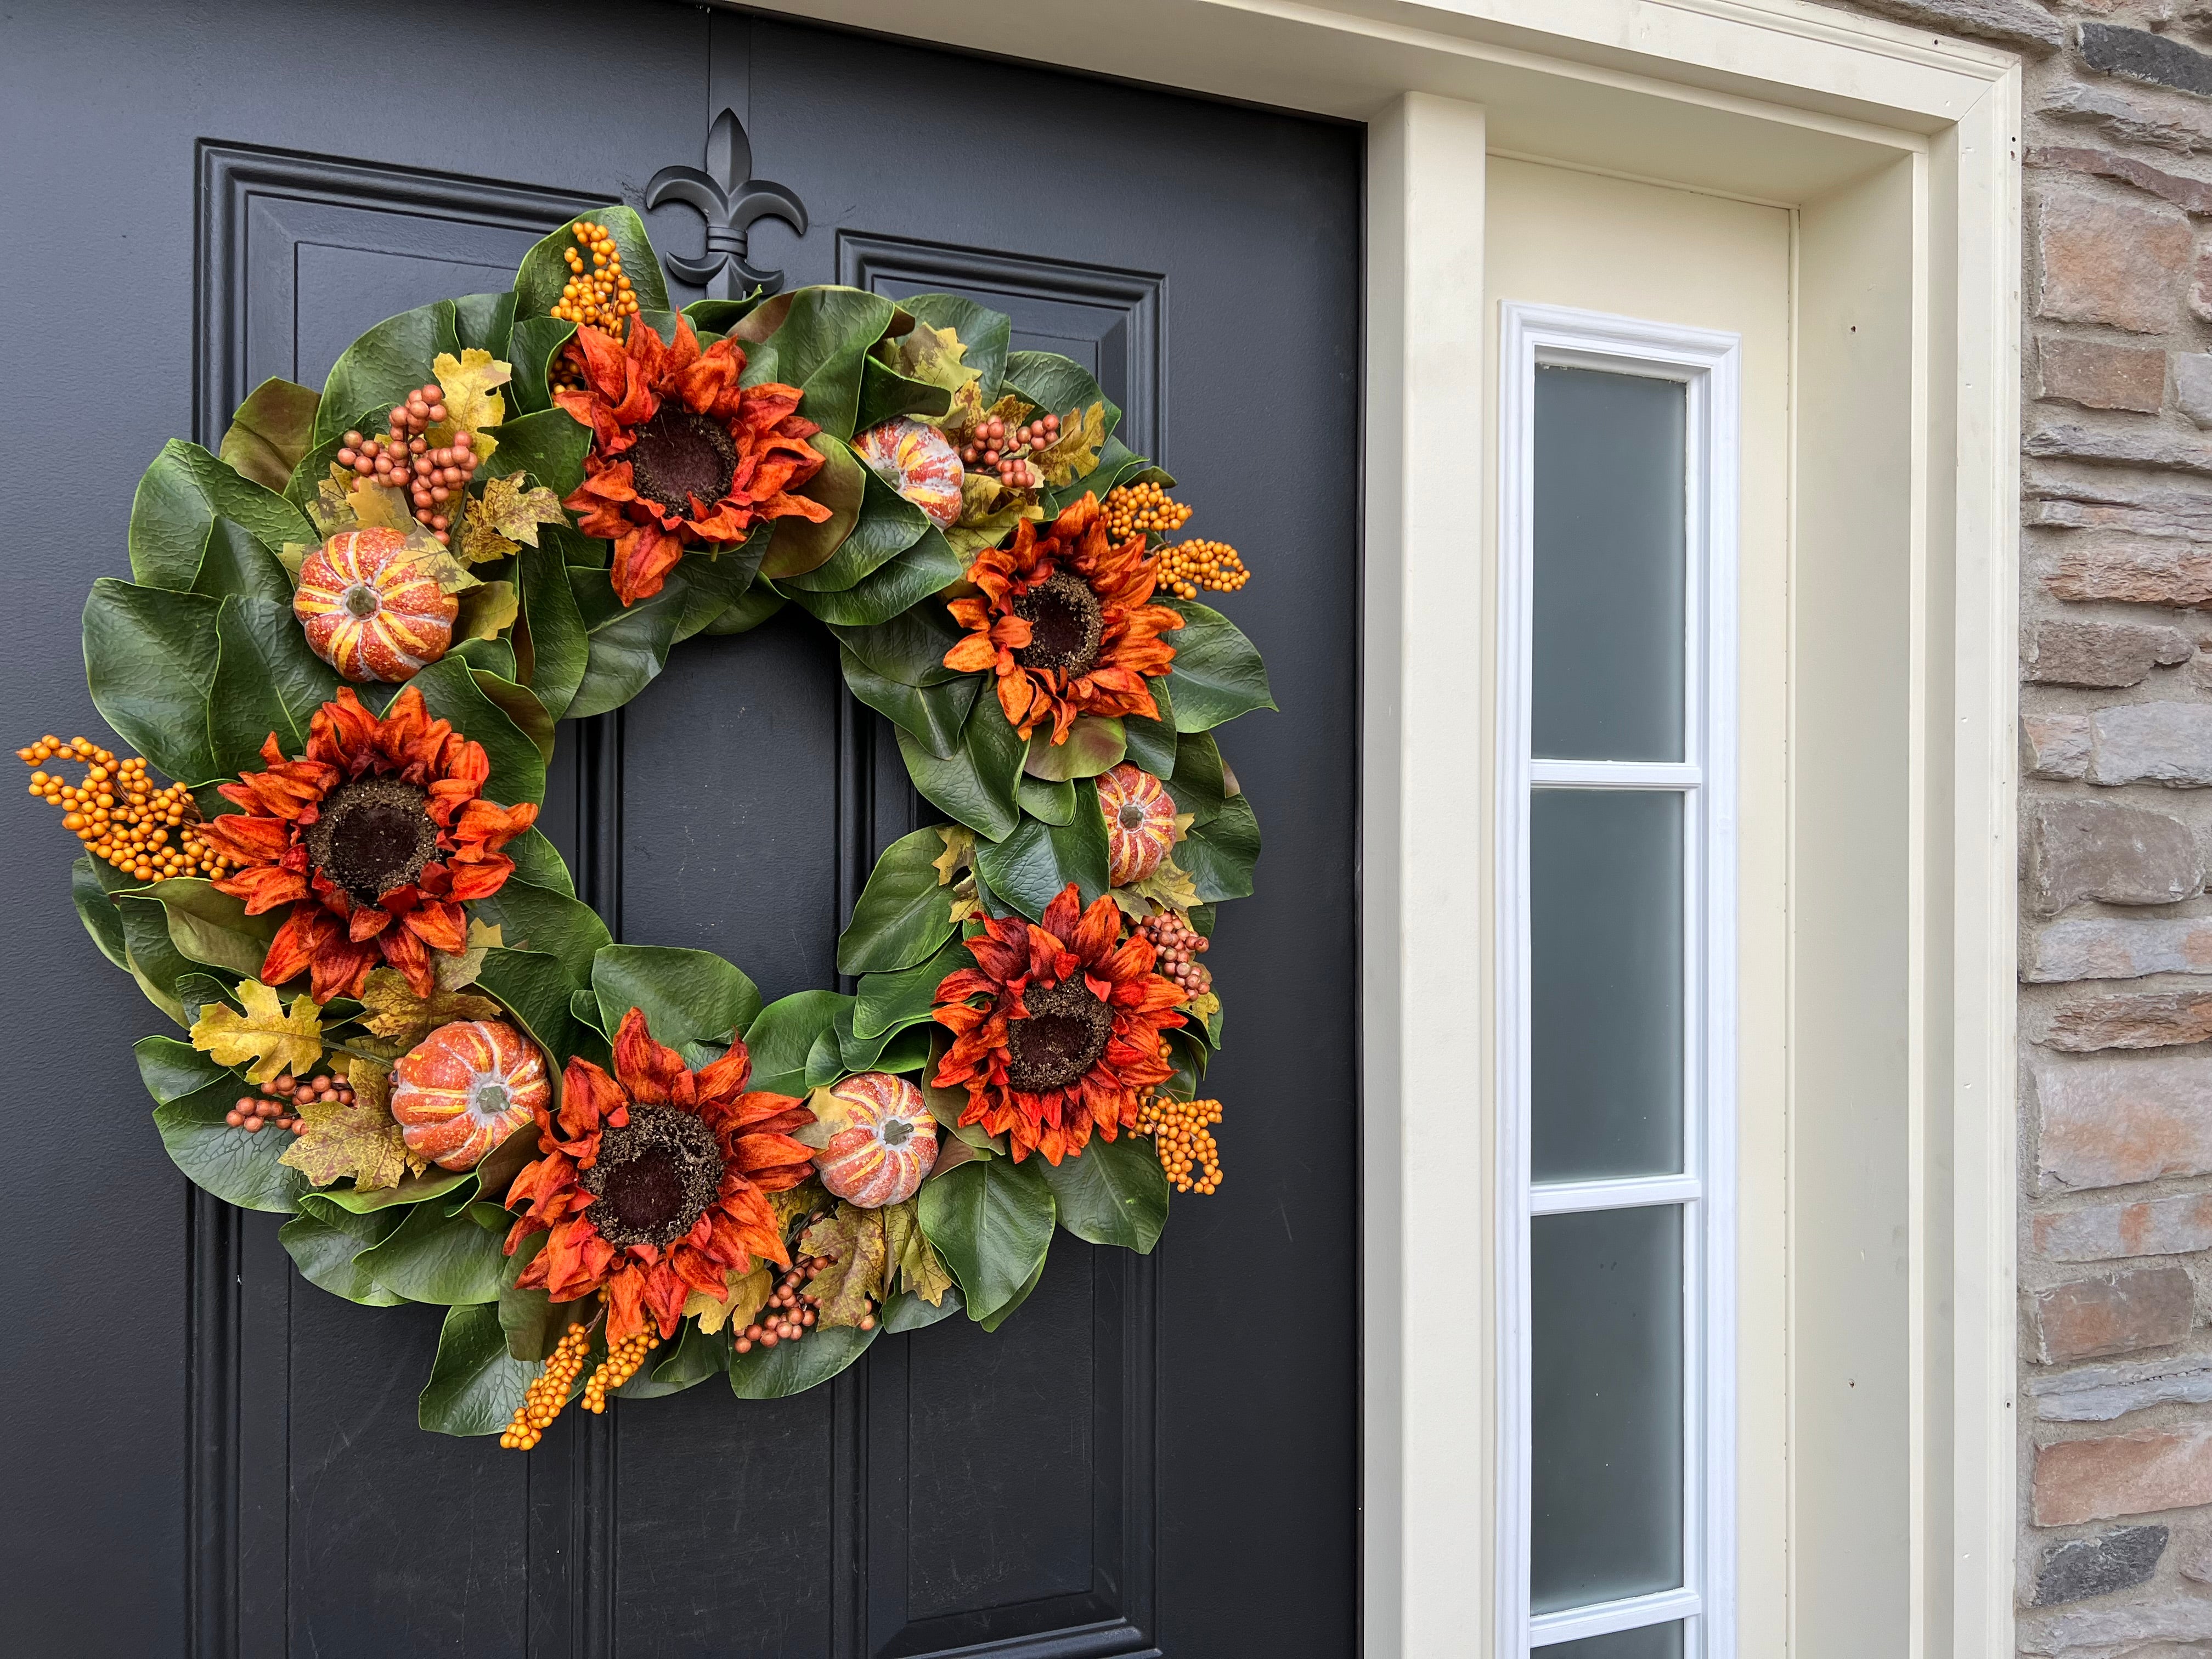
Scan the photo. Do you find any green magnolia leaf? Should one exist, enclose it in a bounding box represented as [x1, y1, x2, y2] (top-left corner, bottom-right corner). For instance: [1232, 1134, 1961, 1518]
[591, 946, 762, 1059]
[453, 290, 517, 359]
[208, 594, 340, 776]
[898, 691, 1023, 840]
[479, 407, 590, 499]
[504, 828, 576, 896]
[1035, 1133, 1170, 1252]
[513, 205, 669, 323]
[506, 315, 577, 416]
[622, 1318, 730, 1399]
[830, 602, 964, 688]
[130, 439, 317, 592]
[1122, 676, 1177, 776]
[758, 432, 868, 581]
[777, 464, 930, 592]
[728, 1321, 878, 1398]
[471, 669, 555, 765]
[121, 878, 278, 983]
[140, 1036, 309, 1214]
[71, 856, 129, 971]
[805, 1025, 847, 1090]
[881, 1284, 964, 1333]
[83, 577, 221, 784]
[518, 529, 592, 720]
[280, 1198, 407, 1306]
[839, 646, 979, 759]
[1165, 730, 1228, 826]
[973, 806, 1111, 921]
[315, 300, 464, 448]
[754, 287, 898, 440]
[455, 635, 517, 678]
[220, 379, 324, 493]
[701, 583, 786, 636]
[498, 1232, 594, 1361]
[563, 543, 768, 719]
[838, 826, 962, 974]
[1000, 351, 1121, 448]
[1176, 792, 1261, 902]
[1024, 715, 1125, 781]
[355, 1199, 509, 1305]
[684, 296, 772, 333]
[476, 946, 591, 1074]
[855, 356, 954, 432]
[916, 1156, 1056, 1325]
[404, 655, 545, 808]
[419, 1301, 536, 1436]
[743, 990, 850, 1097]
[1164, 600, 1274, 731]
[1017, 776, 1077, 826]
[853, 933, 970, 1043]
[191, 516, 295, 605]
[464, 877, 611, 988]
[1043, 436, 1160, 516]
[978, 1248, 1048, 1333]
[785, 529, 964, 628]
[900, 295, 1012, 403]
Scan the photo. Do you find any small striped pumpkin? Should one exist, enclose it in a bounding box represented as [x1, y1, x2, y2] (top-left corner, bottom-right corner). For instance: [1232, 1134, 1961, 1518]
[813, 1071, 939, 1208]
[390, 1019, 549, 1171]
[293, 527, 458, 683]
[1095, 764, 1178, 887]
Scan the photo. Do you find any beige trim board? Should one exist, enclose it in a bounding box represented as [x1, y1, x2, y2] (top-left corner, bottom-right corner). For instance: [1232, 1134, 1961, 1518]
[733, 3, 2023, 1653]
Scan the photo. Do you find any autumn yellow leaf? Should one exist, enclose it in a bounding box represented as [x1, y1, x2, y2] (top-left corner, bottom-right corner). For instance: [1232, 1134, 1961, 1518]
[357, 966, 505, 1047]
[431, 348, 511, 438]
[933, 825, 975, 886]
[459, 473, 568, 565]
[280, 1096, 411, 1190]
[453, 580, 519, 641]
[190, 979, 323, 1086]
[1033, 400, 1108, 488]
[685, 1263, 772, 1335]
[436, 918, 502, 993]
[890, 321, 979, 397]
[886, 1199, 955, 1306]
[947, 473, 1043, 557]
[800, 1203, 891, 1328]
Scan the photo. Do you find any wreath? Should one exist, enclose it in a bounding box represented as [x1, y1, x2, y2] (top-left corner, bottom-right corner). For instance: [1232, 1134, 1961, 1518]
[29, 208, 1268, 1443]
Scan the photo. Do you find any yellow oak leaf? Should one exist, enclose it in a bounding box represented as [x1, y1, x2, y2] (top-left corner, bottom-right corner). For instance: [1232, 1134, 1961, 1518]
[800, 1202, 893, 1328]
[453, 580, 518, 641]
[1183, 990, 1221, 1023]
[1110, 856, 1201, 920]
[1033, 400, 1108, 488]
[431, 348, 511, 438]
[481, 473, 567, 548]
[345, 1053, 394, 1119]
[190, 979, 323, 1086]
[770, 1177, 830, 1239]
[685, 1263, 772, 1335]
[357, 966, 505, 1047]
[885, 1200, 954, 1306]
[890, 321, 979, 396]
[947, 473, 1043, 557]
[346, 478, 417, 533]
[280, 1096, 410, 1190]
[435, 918, 502, 993]
[932, 825, 976, 886]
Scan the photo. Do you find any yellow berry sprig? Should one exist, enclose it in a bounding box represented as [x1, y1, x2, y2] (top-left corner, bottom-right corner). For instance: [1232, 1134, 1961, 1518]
[551, 220, 639, 338]
[18, 736, 229, 883]
[1155, 539, 1249, 601]
[1103, 481, 1191, 542]
[503, 1322, 594, 1450]
[583, 1330, 660, 1413]
[1135, 1091, 1224, 1195]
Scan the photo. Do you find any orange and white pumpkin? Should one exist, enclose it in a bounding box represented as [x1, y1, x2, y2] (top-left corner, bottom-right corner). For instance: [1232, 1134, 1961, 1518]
[390, 1018, 549, 1171]
[812, 1071, 938, 1208]
[855, 417, 964, 528]
[293, 527, 458, 683]
[1096, 763, 1178, 886]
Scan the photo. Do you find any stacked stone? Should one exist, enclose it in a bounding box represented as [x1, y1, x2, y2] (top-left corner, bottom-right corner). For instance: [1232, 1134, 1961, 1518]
[1827, 0, 2212, 1639]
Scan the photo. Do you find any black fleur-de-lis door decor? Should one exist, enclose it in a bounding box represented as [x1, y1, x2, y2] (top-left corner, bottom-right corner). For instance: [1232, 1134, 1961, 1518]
[647, 107, 809, 300]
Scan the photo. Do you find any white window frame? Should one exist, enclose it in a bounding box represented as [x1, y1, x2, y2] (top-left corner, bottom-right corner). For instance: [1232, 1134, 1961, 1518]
[1495, 303, 1741, 1659]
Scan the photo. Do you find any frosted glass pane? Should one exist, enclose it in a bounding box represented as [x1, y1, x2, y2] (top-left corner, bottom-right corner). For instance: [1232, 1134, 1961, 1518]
[1532, 365, 1686, 761]
[1531, 790, 1684, 1180]
[1542, 1621, 1684, 1659]
[1531, 1205, 1684, 1613]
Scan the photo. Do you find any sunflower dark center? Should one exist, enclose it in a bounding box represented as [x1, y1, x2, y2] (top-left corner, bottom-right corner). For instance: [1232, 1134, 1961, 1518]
[303, 776, 437, 905]
[1006, 977, 1113, 1093]
[582, 1105, 725, 1248]
[629, 407, 737, 515]
[1012, 573, 1104, 677]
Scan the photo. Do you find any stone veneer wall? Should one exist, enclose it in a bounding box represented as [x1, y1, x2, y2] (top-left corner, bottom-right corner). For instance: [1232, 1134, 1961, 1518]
[1817, 0, 2212, 1646]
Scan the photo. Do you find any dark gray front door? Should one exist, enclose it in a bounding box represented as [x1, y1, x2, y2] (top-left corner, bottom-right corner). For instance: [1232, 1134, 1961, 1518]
[2, 5, 1361, 1655]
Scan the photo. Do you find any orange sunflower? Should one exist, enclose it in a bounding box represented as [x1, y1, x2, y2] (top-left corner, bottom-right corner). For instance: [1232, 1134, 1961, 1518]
[196, 686, 537, 1003]
[503, 1008, 817, 1343]
[931, 883, 1184, 1163]
[556, 314, 831, 606]
[943, 492, 1183, 745]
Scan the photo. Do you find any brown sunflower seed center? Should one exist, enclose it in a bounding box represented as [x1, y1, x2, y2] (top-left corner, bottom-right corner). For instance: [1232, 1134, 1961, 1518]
[304, 776, 437, 905]
[582, 1105, 725, 1248]
[1012, 572, 1104, 677]
[1005, 977, 1113, 1092]
[629, 407, 737, 515]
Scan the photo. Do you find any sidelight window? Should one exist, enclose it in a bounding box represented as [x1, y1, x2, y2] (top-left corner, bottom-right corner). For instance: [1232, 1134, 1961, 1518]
[1496, 306, 1740, 1658]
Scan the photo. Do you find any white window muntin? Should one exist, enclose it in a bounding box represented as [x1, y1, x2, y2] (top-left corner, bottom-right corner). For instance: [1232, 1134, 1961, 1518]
[1496, 303, 1741, 1659]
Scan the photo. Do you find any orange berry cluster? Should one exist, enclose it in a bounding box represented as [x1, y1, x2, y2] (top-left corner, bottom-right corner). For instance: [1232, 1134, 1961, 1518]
[225, 1069, 350, 1135]
[1155, 538, 1249, 601]
[335, 384, 483, 544]
[1138, 911, 1211, 998]
[503, 1322, 593, 1449]
[1135, 1092, 1224, 1195]
[19, 737, 227, 883]
[552, 221, 639, 338]
[958, 410, 1062, 490]
[583, 1329, 659, 1412]
[1102, 481, 1192, 542]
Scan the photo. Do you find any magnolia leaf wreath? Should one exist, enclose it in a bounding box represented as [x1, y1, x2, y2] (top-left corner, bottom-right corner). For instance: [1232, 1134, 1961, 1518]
[26, 211, 1269, 1444]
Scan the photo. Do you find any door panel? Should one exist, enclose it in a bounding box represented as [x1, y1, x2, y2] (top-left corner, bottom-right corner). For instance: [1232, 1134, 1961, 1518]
[2, 4, 1359, 1655]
